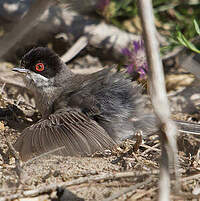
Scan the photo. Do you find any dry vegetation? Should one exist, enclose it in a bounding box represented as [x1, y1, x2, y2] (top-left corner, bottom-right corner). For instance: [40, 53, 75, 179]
[0, 59, 199, 201]
[0, 0, 200, 200]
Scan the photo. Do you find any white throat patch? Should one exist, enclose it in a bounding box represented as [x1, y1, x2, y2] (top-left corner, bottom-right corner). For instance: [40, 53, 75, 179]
[24, 71, 61, 117]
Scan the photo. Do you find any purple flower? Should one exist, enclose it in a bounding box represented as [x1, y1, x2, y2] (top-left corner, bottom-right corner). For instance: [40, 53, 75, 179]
[96, 0, 110, 11]
[133, 41, 140, 52]
[121, 48, 132, 58]
[127, 64, 134, 74]
[122, 39, 148, 80]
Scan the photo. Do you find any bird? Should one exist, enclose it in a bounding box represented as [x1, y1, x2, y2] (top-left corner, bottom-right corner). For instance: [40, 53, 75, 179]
[13, 47, 200, 161]
[12, 47, 159, 161]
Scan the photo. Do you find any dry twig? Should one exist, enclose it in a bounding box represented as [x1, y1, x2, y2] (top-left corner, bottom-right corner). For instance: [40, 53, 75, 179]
[102, 176, 153, 201]
[130, 187, 158, 200]
[61, 35, 89, 63]
[3, 135, 28, 186]
[5, 137, 22, 176]
[140, 143, 161, 156]
[138, 0, 179, 201]
[0, 170, 158, 201]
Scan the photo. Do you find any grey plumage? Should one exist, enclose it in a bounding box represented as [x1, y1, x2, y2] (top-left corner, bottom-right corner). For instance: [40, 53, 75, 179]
[13, 47, 159, 161]
[14, 110, 116, 161]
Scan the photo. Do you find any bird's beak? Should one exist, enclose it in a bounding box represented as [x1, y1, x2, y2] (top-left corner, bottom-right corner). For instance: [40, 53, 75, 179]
[13, 68, 29, 74]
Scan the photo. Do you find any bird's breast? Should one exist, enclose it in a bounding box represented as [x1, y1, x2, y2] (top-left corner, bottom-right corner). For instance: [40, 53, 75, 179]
[32, 84, 63, 118]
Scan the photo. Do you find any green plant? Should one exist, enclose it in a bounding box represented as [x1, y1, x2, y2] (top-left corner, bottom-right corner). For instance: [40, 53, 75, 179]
[176, 19, 200, 53]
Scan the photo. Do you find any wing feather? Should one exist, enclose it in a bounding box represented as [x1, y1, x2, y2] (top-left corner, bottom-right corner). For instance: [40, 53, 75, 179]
[14, 110, 116, 161]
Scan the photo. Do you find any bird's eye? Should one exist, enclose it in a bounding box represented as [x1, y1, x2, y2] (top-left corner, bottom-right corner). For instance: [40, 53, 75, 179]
[35, 63, 45, 72]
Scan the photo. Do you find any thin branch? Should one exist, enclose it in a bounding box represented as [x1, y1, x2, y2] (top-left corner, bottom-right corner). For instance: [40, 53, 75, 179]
[102, 176, 153, 201]
[0, 170, 158, 201]
[1, 170, 198, 201]
[61, 35, 89, 63]
[3, 135, 30, 186]
[137, 1, 180, 201]
[140, 143, 161, 155]
[130, 187, 158, 200]
[5, 137, 22, 179]
[181, 172, 200, 182]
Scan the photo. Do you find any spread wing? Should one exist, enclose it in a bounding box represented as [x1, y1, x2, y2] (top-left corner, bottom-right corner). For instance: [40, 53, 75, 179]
[14, 110, 116, 161]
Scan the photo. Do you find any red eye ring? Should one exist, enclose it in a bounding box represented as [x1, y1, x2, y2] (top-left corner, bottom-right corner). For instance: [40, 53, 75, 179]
[35, 63, 45, 72]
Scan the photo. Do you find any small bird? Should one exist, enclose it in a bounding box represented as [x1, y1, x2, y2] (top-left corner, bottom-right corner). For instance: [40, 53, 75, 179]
[13, 47, 200, 161]
[13, 47, 158, 161]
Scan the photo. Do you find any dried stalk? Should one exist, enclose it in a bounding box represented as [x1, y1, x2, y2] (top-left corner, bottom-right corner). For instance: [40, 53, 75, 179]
[61, 35, 89, 63]
[102, 176, 153, 201]
[137, 0, 180, 200]
[0, 171, 156, 201]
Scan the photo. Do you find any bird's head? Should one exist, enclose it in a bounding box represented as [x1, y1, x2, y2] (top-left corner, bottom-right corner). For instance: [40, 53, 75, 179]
[13, 47, 65, 89]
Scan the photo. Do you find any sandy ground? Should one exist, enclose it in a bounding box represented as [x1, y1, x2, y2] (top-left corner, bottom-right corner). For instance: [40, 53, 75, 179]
[0, 61, 200, 201]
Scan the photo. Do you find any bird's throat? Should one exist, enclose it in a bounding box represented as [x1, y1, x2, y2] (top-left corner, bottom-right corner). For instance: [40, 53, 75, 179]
[25, 73, 63, 118]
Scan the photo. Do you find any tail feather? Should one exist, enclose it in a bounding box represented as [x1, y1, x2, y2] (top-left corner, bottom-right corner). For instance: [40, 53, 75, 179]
[134, 115, 200, 137]
[133, 114, 160, 137]
[175, 120, 200, 136]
